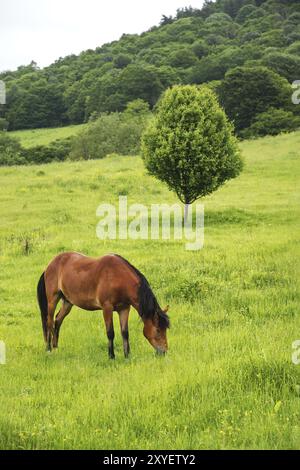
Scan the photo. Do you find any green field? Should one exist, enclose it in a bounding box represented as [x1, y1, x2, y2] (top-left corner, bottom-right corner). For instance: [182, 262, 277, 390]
[0, 130, 299, 449]
[9, 124, 86, 148]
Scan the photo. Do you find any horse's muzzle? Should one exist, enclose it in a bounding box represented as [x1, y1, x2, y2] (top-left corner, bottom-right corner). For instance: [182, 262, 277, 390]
[156, 348, 167, 356]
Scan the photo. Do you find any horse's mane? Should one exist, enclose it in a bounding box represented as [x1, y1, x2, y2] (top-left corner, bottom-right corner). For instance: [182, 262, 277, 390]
[114, 254, 170, 329]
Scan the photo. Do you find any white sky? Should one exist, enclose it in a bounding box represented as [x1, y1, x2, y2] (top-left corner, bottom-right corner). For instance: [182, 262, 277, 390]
[0, 0, 204, 72]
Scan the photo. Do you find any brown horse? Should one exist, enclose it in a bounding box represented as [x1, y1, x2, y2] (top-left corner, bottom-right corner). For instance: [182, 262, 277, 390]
[37, 252, 170, 358]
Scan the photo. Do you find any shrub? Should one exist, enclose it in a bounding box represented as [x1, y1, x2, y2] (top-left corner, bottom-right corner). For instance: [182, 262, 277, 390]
[0, 118, 9, 131]
[70, 112, 150, 160]
[0, 132, 26, 166]
[22, 138, 73, 164]
[241, 108, 300, 138]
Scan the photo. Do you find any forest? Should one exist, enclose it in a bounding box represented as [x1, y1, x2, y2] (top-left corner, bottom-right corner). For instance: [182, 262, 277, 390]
[0, 0, 299, 136]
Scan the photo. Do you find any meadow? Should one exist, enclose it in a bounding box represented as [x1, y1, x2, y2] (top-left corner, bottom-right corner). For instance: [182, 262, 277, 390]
[0, 130, 299, 449]
[10, 124, 86, 148]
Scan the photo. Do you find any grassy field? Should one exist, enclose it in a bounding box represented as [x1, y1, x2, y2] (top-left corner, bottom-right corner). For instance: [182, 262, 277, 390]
[0, 130, 299, 450]
[9, 124, 86, 147]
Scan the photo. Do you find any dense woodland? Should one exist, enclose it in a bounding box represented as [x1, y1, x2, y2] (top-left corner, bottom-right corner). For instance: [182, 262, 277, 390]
[0, 0, 300, 166]
[0, 0, 299, 132]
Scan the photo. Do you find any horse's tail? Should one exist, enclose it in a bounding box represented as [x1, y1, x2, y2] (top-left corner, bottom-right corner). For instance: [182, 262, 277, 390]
[37, 272, 48, 341]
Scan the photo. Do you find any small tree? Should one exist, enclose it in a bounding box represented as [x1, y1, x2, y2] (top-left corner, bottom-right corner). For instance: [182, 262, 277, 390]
[141, 85, 243, 219]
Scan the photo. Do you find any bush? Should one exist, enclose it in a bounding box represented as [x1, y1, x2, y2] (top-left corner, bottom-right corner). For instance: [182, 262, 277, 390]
[241, 108, 300, 138]
[0, 135, 73, 166]
[0, 132, 26, 166]
[0, 118, 9, 131]
[22, 138, 73, 164]
[70, 112, 150, 160]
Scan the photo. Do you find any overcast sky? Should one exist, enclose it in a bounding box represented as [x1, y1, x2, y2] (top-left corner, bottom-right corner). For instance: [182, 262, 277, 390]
[0, 0, 204, 72]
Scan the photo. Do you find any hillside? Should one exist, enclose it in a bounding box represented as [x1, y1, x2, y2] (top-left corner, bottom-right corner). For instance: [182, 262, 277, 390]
[0, 0, 300, 131]
[0, 131, 299, 449]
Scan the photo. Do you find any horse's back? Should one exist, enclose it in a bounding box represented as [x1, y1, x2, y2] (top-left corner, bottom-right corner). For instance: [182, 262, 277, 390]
[44, 252, 139, 310]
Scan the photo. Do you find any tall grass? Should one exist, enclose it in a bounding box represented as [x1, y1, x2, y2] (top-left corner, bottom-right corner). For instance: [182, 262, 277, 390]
[0, 131, 299, 449]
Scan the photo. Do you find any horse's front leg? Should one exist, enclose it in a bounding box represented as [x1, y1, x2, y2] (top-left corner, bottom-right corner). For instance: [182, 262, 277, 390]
[103, 305, 115, 359]
[118, 307, 130, 358]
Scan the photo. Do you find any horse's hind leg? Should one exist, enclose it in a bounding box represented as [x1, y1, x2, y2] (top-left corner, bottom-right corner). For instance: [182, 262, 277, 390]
[46, 293, 60, 352]
[103, 304, 115, 359]
[53, 300, 73, 348]
[118, 307, 130, 358]
[46, 292, 60, 351]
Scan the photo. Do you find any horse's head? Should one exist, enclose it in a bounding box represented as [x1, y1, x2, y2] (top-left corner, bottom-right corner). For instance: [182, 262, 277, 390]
[143, 306, 170, 354]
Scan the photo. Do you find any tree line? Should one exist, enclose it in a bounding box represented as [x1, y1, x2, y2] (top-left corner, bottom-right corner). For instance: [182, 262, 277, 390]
[0, 0, 299, 137]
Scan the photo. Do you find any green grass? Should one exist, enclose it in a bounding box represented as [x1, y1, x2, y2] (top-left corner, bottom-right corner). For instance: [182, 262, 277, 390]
[0, 130, 299, 449]
[9, 124, 86, 148]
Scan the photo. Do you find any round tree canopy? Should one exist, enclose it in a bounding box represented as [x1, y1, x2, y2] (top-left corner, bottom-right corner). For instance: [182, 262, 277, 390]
[141, 84, 243, 205]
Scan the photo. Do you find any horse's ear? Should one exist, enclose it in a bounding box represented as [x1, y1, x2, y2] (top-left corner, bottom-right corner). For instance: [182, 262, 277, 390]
[163, 305, 169, 313]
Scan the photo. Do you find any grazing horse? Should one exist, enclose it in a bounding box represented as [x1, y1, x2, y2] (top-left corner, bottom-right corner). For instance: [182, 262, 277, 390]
[37, 252, 170, 358]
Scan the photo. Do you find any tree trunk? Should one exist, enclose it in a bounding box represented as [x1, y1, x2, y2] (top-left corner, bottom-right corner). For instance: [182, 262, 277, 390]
[184, 203, 189, 224]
